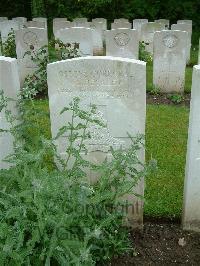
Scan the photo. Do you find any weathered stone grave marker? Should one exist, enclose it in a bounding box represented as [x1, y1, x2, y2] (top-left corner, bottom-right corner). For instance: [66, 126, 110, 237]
[55, 27, 93, 56]
[171, 23, 192, 63]
[132, 19, 148, 39]
[15, 27, 48, 85]
[183, 65, 200, 232]
[0, 56, 20, 169]
[105, 28, 139, 59]
[153, 30, 187, 93]
[141, 22, 165, 54]
[47, 56, 146, 228]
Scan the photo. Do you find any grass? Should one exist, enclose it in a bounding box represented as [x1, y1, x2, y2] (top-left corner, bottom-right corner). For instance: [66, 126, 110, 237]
[32, 100, 190, 220]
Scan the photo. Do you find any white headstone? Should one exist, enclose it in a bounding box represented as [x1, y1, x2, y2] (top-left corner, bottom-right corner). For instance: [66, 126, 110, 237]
[33, 17, 47, 28]
[12, 17, 27, 29]
[132, 19, 148, 39]
[178, 19, 192, 25]
[141, 22, 165, 54]
[114, 18, 129, 23]
[90, 22, 104, 55]
[53, 21, 72, 36]
[55, 27, 93, 56]
[25, 21, 46, 29]
[153, 30, 187, 93]
[15, 27, 48, 85]
[73, 18, 89, 27]
[92, 18, 107, 30]
[0, 56, 20, 169]
[47, 56, 146, 228]
[171, 23, 192, 63]
[111, 21, 132, 29]
[0, 20, 20, 44]
[155, 19, 170, 29]
[0, 17, 8, 22]
[183, 65, 200, 232]
[105, 29, 139, 59]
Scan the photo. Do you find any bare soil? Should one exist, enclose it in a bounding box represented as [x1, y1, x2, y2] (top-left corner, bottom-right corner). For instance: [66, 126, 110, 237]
[147, 93, 191, 107]
[111, 221, 200, 266]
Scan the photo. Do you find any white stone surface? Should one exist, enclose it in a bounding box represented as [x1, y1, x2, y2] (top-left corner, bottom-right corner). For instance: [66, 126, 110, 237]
[155, 19, 170, 29]
[153, 30, 187, 93]
[0, 20, 20, 43]
[0, 17, 8, 22]
[73, 18, 89, 27]
[141, 22, 165, 54]
[183, 65, 200, 232]
[25, 21, 46, 29]
[0, 56, 20, 169]
[92, 18, 107, 30]
[12, 17, 27, 29]
[171, 23, 192, 63]
[198, 39, 200, 64]
[114, 18, 129, 23]
[47, 56, 146, 228]
[90, 22, 104, 55]
[15, 27, 48, 85]
[111, 21, 132, 29]
[33, 17, 47, 28]
[53, 21, 72, 36]
[105, 28, 139, 59]
[132, 19, 148, 39]
[178, 20, 192, 25]
[55, 27, 93, 56]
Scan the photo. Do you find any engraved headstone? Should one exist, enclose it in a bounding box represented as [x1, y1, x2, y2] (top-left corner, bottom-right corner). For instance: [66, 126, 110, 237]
[155, 19, 170, 29]
[15, 27, 48, 85]
[55, 27, 93, 56]
[177, 20, 192, 26]
[132, 19, 148, 40]
[153, 30, 187, 93]
[105, 29, 139, 59]
[0, 56, 20, 169]
[171, 23, 192, 63]
[183, 65, 200, 232]
[47, 56, 146, 228]
[141, 22, 165, 54]
[0, 20, 20, 44]
[53, 21, 72, 36]
[111, 21, 132, 30]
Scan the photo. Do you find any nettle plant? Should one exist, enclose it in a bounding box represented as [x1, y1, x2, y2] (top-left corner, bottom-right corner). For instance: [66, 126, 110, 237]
[23, 41, 80, 96]
[2, 29, 17, 58]
[0, 88, 154, 265]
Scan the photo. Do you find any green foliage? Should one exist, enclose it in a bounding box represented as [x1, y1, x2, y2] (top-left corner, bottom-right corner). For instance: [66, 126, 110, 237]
[167, 94, 184, 104]
[31, 0, 46, 17]
[139, 41, 153, 64]
[0, 89, 153, 265]
[2, 30, 16, 58]
[148, 83, 160, 96]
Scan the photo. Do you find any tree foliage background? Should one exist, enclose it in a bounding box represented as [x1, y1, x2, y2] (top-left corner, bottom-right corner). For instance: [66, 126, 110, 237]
[0, 0, 199, 30]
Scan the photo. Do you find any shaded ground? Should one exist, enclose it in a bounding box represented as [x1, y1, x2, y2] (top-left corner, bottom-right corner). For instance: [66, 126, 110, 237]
[111, 221, 200, 265]
[147, 93, 191, 107]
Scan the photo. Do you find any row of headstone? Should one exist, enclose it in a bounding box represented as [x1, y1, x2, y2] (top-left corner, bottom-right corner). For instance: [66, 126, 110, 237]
[1, 54, 200, 231]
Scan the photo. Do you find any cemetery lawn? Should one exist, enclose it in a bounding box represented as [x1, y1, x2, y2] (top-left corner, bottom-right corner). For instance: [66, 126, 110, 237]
[33, 100, 189, 220]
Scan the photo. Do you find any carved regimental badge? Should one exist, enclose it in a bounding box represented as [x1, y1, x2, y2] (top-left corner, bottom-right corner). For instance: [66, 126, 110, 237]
[114, 32, 130, 46]
[163, 34, 178, 48]
[23, 31, 38, 48]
